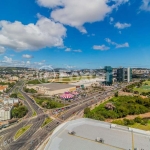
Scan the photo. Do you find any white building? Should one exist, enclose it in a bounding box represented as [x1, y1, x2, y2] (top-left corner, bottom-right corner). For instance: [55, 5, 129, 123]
[0, 106, 12, 121]
[3, 98, 19, 105]
[59, 72, 70, 77]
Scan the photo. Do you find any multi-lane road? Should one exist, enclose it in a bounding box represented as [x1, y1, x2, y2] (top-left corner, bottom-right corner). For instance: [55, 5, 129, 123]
[0, 82, 129, 150]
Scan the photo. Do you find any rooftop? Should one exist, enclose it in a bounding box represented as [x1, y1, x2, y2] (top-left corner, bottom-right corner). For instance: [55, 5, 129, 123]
[45, 118, 150, 150]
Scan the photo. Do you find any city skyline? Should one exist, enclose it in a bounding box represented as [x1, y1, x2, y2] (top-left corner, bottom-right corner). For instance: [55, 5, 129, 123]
[0, 0, 150, 69]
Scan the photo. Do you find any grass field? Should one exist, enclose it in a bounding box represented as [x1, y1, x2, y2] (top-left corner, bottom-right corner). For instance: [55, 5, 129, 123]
[17, 92, 25, 100]
[32, 111, 37, 117]
[133, 80, 150, 93]
[14, 124, 32, 140]
[41, 117, 52, 128]
[129, 121, 150, 131]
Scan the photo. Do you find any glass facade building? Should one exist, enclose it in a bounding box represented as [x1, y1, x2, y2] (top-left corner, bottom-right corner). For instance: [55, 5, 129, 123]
[116, 67, 132, 82]
[104, 66, 113, 85]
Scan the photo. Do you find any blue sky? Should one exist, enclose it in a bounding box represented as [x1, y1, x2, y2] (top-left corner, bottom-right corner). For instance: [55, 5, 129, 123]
[0, 0, 150, 69]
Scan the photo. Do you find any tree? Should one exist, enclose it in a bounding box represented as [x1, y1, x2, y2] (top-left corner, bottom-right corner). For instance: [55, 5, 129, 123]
[134, 117, 142, 123]
[114, 91, 118, 97]
[84, 108, 90, 115]
[11, 105, 28, 118]
[10, 93, 17, 98]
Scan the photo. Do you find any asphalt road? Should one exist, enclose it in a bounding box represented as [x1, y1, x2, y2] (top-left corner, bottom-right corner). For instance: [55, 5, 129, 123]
[18, 87, 118, 150]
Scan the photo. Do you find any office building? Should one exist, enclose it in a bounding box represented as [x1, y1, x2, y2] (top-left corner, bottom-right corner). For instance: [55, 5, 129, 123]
[116, 67, 132, 82]
[104, 66, 113, 85]
[127, 67, 132, 82]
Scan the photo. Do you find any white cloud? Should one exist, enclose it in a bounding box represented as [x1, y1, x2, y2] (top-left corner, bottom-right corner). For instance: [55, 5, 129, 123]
[22, 54, 33, 59]
[0, 46, 5, 54]
[37, 0, 129, 33]
[0, 56, 47, 68]
[3, 56, 12, 63]
[65, 48, 71, 52]
[140, 0, 150, 11]
[26, 61, 30, 65]
[65, 48, 82, 52]
[66, 65, 76, 69]
[109, 17, 114, 24]
[105, 38, 129, 48]
[93, 45, 110, 51]
[73, 49, 82, 53]
[0, 16, 66, 51]
[116, 42, 129, 48]
[114, 22, 131, 29]
[37, 0, 63, 8]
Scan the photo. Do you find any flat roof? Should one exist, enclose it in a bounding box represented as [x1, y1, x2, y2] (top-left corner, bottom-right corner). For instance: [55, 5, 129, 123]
[45, 118, 150, 150]
[36, 83, 75, 91]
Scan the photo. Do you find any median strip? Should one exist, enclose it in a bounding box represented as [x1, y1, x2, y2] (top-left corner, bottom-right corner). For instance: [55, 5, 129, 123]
[41, 117, 52, 128]
[14, 124, 32, 140]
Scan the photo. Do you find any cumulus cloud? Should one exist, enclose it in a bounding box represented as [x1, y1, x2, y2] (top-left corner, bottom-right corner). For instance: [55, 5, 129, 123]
[109, 17, 114, 24]
[0, 16, 66, 51]
[140, 0, 150, 11]
[116, 42, 129, 48]
[37, 0, 63, 8]
[0, 56, 47, 68]
[22, 54, 33, 59]
[3, 56, 12, 63]
[73, 49, 82, 53]
[65, 48, 71, 52]
[65, 48, 82, 52]
[105, 38, 129, 48]
[93, 45, 110, 51]
[114, 22, 131, 29]
[37, 0, 129, 33]
[0, 46, 5, 54]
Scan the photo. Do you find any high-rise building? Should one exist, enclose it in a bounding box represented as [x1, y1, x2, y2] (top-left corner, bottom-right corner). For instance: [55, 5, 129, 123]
[116, 67, 132, 82]
[104, 66, 113, 85]
[117, 68, 125, 82]
[127, 68, 132, 82]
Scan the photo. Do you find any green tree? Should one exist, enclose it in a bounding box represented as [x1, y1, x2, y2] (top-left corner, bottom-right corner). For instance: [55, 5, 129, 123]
[134, 117, 142, 123]
[84, 108, 91, 115]
[10, 93, 17, 98]
[114, 91, 118, 97]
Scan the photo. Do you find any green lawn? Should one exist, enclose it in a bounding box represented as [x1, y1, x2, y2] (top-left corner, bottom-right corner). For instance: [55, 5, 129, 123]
[41, 117, 52, 128]
[14, 124, 32, 140]
[17, 92, 25, 100]
[32, 111, 37, 117]
[34, 97, 64, 109]
[129, 122, 150, 131]
[133, 80, 150, 93]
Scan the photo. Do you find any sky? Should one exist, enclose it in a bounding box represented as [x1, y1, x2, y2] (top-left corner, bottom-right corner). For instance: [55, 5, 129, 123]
[0, 0, 150, 69]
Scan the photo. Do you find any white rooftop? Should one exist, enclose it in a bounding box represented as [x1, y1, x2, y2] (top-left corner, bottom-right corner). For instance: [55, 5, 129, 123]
[45, 118, 150, 150]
